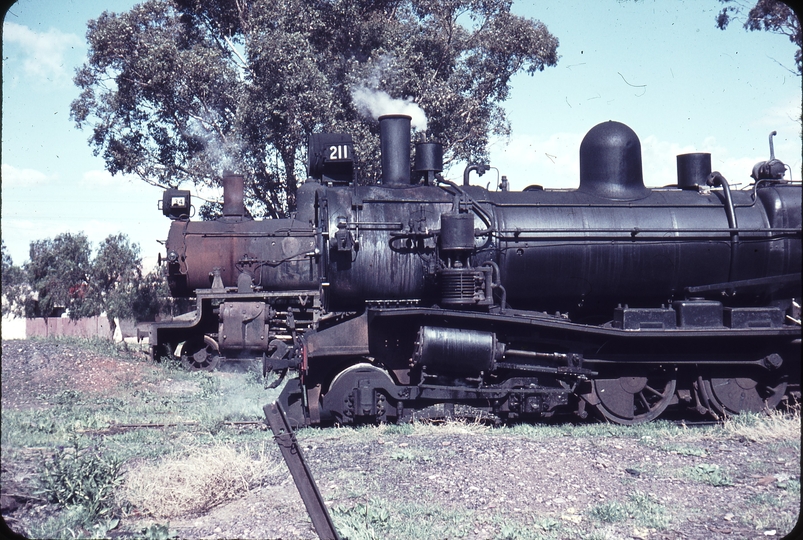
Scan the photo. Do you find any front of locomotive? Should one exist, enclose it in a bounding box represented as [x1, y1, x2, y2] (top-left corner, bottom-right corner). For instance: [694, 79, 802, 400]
[148, 171, 323, 370]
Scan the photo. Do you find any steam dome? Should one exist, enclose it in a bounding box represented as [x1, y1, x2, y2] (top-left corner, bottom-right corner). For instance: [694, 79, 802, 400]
[579, 121, 649, 200]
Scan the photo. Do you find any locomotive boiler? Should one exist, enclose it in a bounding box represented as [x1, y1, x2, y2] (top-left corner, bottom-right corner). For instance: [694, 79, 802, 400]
[147, 116, 801, 426]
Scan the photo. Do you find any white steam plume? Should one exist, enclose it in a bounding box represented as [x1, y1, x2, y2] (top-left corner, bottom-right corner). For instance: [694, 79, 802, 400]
[351, 86, 428, 132]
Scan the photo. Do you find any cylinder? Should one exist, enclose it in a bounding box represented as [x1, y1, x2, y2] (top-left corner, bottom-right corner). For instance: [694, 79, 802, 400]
[414, 326, 498, 376]
[676, 153, 711, 189]
[379, 115, 411, 186]
[222, 173, 245, 217]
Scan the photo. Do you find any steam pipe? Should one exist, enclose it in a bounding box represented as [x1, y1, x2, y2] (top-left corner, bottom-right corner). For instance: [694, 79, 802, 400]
[707, 171, 739, 283]
[706, 172, 737, 233]
[769, 130, 777, 160]
[463, 163, 489, 186]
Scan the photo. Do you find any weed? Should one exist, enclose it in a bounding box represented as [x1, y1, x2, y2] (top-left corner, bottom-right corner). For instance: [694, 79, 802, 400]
[383, 422, 414, 436]
[37, 434, 124, 523]
[532, 517, 561, 532]
[495, 521, 534, 539]
[589, 500, 628, 523]
[48, 389, 84, 405]
[777, 478, 800, 492]
[739, 489, 800, 533]
[157, 354, 185, 372]
[587, 492, 670, 530]
[626, 491, 670, 529]
[580, 530, 615, 540]
[331, 502, 390, 540]
[390, 449, 418, 461]
[25, 504, 97, 540]
[141, 522, 172, 540]
[90, 517, 121, 538]
[660, 443, 707, 457]
[679, 463, 733, 487]
[195, 372, 220, 398]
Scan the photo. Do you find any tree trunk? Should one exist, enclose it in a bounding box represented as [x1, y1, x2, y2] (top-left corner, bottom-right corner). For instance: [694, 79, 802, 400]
[281, 146, 299, 214]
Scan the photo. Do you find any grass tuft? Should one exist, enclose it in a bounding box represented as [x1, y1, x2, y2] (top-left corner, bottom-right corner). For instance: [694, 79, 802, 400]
[118, 442, 283, 518]
[722, 404, 800, 444]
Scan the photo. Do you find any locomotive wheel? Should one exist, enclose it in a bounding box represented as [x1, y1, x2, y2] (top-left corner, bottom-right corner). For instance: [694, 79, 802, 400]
[322, 363, 397, 425]
[705, 377, 787, 416]
[179, 336, 221, 371]
[592, 376, 677, 425]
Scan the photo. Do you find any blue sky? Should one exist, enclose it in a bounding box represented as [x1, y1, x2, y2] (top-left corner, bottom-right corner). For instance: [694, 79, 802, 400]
[2, 0, 801, 269]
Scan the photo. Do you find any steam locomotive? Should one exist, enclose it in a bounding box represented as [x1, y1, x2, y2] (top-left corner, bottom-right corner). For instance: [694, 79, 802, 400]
[147, 116, 801, 426]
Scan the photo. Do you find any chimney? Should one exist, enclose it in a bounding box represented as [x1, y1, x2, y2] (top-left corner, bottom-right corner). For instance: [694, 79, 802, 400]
[379, 114, 411, 186]
[222, 172, 245, 218]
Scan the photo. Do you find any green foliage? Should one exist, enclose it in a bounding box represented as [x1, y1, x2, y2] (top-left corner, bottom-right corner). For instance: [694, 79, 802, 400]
[382, 422, 414, 436]
[680, 463, 734, 487]
[1, 240, 29, 317]
[131, 267, 174, 322]
[9, 232, 172, 324]
[85, 233, 142, 327]
[24, 232, 93, 318]
[588, 491, 670, 529]
[71, 0, 559, 218]
[141, 522, 172, 540]
[589, 500, 629, 523]
[332, 502, 391, 540]
[38, 434, 124, 522]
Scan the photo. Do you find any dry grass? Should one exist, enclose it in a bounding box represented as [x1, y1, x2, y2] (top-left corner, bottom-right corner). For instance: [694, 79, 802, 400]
[409, 417, 491, 436]
[722, 401, 801, 443]
[118, 443, 284, 518]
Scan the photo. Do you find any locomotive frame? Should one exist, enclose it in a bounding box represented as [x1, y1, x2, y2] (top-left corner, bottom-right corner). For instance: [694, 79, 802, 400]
[147, 116, 801, 427]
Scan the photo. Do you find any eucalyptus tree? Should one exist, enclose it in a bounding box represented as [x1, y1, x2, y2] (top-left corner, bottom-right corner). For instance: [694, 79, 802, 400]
[83, 233, 143, 337]
[24, 233, 94, 318]
[72, 0, 559, 217]
[1, 241, 28, 317]
[716, 0, 801, 75]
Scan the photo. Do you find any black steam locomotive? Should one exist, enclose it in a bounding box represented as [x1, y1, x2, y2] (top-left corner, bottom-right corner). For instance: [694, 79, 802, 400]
[147, 116, 801, 426]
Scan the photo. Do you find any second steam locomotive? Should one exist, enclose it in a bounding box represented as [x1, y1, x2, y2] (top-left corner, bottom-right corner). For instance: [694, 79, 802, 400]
[148, 116, 801, 426]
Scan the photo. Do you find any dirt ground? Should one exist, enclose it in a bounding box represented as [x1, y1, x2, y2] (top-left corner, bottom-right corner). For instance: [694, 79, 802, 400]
[1, 339, 801, 540]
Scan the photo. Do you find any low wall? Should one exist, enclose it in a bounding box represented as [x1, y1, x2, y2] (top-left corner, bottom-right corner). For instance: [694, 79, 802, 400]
[26, 316, 113, 340]
[1, 315, 27, 340]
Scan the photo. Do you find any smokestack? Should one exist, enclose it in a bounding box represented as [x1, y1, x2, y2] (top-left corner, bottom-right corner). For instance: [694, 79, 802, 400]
[379, 114, 411, 186]
[222, 172, 245, 218]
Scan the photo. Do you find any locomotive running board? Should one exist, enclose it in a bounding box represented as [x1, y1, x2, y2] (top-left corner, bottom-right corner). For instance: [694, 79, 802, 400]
[367, 306, 801, 338]
[264, 401, 341, 540]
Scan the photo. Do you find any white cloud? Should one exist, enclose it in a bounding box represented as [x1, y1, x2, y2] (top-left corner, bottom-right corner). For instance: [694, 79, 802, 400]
[2, 22, 83, 85]
[640, 135, 697, 188]
[1, 163, 54, 187]
[489, 129, 799, 193]
[79, 169, 141, 188]
[488, 131, 583, 190]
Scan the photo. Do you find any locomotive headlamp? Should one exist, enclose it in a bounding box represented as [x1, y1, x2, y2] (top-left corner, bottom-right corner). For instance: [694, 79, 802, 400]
[160, 188, 192, 219]
[166, 250, 179, 263]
